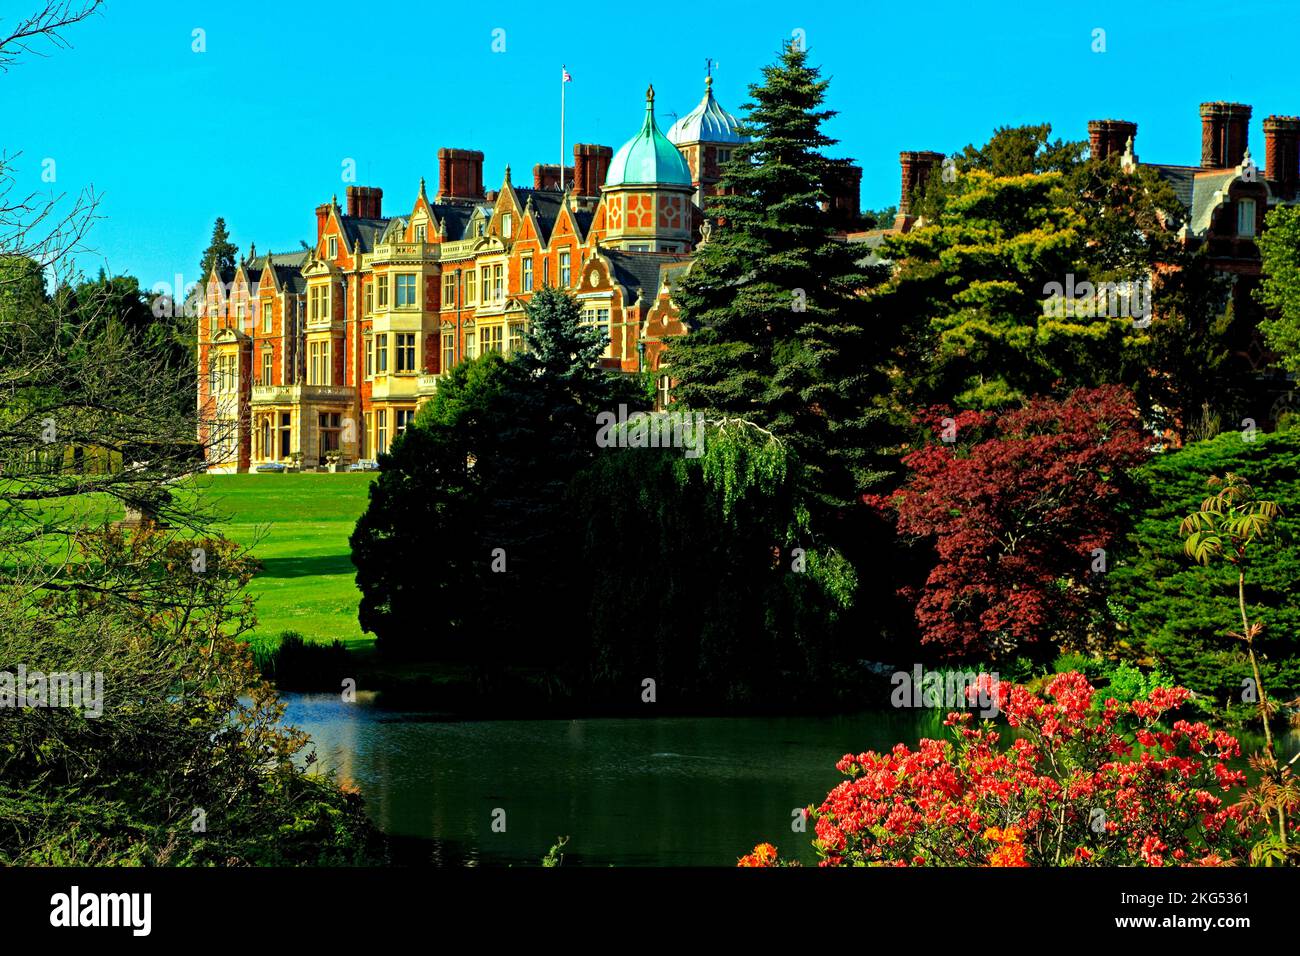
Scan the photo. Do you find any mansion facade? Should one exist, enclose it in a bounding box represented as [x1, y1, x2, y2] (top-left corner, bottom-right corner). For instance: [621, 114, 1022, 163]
[197, 79, 864, 472]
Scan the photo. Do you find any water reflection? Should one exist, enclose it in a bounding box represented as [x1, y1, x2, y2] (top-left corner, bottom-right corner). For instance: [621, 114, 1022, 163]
[281, 693, 1300, 868]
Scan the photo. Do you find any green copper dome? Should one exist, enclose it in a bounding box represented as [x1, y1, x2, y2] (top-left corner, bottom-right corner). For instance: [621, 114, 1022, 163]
[605, 85, 693, 188]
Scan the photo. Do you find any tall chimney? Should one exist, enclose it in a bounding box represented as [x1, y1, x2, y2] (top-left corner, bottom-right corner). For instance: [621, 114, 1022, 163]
[345, 186, 383, 218]
[1265, 115, 1300, 199]
[315, 202, 332, 242]
[898, 150, 945, 216]
[1087, 119, 1138, 161]
[1201, 102, 1252, 168]
[532, 163, 574, 191]
[437, 149, 486, 203]
[824, 161, 862, 225]
[574, 143, 613, 197]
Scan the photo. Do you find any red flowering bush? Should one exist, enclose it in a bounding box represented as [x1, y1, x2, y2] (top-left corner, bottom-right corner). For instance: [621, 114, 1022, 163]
[805, 672, 1253, 867]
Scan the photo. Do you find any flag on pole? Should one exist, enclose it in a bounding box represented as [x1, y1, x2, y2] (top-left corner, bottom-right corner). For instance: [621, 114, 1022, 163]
[562, 66, 572, 82]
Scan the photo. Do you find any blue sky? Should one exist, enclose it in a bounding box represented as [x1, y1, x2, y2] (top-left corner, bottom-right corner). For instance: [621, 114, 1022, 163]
[1, 0, 1294, 295]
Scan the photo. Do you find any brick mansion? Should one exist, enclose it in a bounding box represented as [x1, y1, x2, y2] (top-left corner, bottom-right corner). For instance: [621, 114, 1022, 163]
[197, 86, 1300, 472]
[197, 79, 864, 472]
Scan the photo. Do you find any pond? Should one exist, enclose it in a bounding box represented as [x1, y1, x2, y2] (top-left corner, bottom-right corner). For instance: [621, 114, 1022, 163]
[281, 693, 1300, 867]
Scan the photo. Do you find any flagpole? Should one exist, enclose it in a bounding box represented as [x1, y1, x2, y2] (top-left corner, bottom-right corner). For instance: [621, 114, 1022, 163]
[560, 65, 566, 191]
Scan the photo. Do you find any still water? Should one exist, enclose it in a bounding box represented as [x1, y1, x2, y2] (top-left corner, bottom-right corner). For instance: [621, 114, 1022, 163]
[281, 693, 1300, 867]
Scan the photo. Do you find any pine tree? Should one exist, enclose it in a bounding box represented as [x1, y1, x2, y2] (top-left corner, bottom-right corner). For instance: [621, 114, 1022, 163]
[666, 42, 894, 512]
[198, 217, 238, 283]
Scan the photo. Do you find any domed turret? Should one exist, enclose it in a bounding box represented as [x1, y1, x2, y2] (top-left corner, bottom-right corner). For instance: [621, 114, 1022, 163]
[663, 76, 749, 204]
[605, 85, 693, 188]
[667, 76, 746, 146]
[600, 85, 696, 253]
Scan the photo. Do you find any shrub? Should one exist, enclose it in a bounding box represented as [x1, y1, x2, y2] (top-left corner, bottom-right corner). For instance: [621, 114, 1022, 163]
[778, 673, 1265, 867]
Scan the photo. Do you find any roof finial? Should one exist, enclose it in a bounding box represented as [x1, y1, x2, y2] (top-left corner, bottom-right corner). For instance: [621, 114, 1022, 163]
[646, 83, 655, 106]
[419, 176, 427, 197]
[504, 164, 512, 184]
[705, 57, 715, 89]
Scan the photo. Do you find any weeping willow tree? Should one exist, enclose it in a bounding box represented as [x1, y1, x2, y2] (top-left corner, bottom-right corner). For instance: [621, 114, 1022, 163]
[567, 418, 859, 709]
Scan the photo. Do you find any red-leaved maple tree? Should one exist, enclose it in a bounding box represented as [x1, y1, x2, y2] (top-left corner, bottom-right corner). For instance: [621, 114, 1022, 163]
[869, 386, 1151, 658]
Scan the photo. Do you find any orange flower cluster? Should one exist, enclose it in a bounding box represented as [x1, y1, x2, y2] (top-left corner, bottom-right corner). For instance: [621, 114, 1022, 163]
[983, 826, 1028, 867]
[738, 843, 779, 867]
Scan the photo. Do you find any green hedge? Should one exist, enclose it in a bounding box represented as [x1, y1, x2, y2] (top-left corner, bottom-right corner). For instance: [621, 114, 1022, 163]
[1109, 427, 1300, 711]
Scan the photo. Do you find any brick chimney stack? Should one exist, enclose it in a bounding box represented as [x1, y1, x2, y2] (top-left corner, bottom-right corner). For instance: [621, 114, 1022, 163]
[824, 161, 863, 226]
[315, 202, 332, 242]
[532, 163, 575, 191]
[898, 150, 945, 216]
[345, 186, 384, 219]
[1201, 102, 1252, 168]
[573, 143, 613, 197]
[1087, 119, 1138, 160]
[1264, 115, 1300, 199]
[436, 148, 485, 203]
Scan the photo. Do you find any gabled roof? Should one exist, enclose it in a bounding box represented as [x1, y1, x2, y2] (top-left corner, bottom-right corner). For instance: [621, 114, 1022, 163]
[603, 249, 688, 302]
[432, 204, 474, 241]
[1189, 170, 1239, 235]
[514, 188, 566, 244]
[244, 250, 309, 294]
[380, 217, 409, 243]
[340, 216, 390, 254]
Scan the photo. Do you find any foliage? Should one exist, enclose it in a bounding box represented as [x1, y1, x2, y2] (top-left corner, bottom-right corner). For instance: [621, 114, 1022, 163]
[251, 631, 351, 691]
[1109, 431, 1300, 707]
[541, 835, 569, 868]
[0, 526, 380, 865]
[667, 41, 897, 514]
[1256, 204, 1300, 374]
[198, 216, 238, 284]
[351, 288, 632, 664]
[1178, 473, 1295, 862]
[351, 353, 513, 660]
[888, 148, 1240, 431]
[0, 16, 377, 863]
[569, 419, 859, 706]
[797, 673, 1259, 867]
[870, 386, 1150, 659]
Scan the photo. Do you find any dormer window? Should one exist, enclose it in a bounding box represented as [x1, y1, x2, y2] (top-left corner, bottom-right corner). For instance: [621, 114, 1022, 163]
[1237, 198, 1256, 237]
[328, 236, 338, 258]
[416, 224, 427, 241]
[502, 214, 513, 238]
[476, 221, 485, 238]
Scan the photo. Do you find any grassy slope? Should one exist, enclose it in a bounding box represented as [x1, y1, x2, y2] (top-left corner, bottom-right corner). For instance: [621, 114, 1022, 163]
[195, 473, 376, 648]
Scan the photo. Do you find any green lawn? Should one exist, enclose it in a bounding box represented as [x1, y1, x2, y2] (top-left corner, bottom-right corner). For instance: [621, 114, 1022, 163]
[195, 473, 377, 648]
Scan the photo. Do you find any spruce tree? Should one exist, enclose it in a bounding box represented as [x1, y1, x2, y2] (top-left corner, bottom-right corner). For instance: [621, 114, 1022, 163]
[198, 217, 238, 282]
[667, 42, 894, 512]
